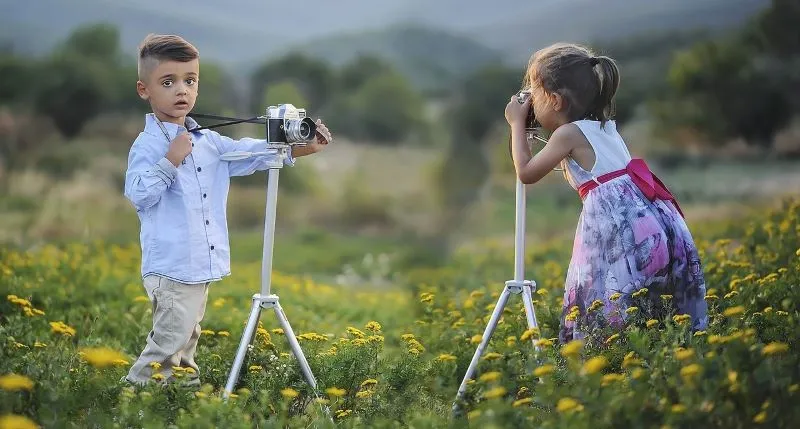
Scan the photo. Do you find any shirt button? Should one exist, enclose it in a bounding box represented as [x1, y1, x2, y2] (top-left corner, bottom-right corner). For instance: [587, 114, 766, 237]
[205, 220, 209, 225]
[203, 193, 207, 198]
[197, 167, 202, 172]
[210, 245, 215, 250]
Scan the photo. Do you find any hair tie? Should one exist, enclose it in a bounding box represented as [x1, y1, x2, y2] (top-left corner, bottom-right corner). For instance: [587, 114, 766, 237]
[590, 57, 600, 66]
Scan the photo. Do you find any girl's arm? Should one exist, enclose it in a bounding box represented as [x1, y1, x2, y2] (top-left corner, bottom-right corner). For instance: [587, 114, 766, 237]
[510, 123, 583, 184]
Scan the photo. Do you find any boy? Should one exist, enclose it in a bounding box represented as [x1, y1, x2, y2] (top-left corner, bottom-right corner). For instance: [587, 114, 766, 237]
[123, 34, 332, 386]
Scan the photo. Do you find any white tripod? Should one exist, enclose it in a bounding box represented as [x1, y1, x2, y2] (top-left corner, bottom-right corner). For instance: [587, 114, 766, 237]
[220, 146, 321, 400]
[452, 175, 542, 412]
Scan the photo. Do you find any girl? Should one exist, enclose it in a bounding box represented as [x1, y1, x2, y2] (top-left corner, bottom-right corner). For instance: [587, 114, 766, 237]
[504, 43, 708, 343]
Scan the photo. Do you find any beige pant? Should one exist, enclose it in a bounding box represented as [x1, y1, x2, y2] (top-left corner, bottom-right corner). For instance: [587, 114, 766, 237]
[126, 275, 209, 386]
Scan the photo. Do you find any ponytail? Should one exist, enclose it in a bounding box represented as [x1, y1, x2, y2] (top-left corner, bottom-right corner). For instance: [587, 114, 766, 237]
[589, 56, 620, 126]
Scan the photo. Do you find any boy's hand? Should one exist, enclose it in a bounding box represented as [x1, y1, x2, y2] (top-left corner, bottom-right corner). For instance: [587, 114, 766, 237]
[307, 119, 332, 153]
[314, 119, 333, 147]
[166, 131, 192, 166]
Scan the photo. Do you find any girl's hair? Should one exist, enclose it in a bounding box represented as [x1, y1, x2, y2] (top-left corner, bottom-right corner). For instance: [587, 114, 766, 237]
[525, 43, 620, 126]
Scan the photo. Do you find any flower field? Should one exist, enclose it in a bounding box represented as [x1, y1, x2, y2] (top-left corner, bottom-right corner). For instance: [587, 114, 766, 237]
[1, 198, 798, 428]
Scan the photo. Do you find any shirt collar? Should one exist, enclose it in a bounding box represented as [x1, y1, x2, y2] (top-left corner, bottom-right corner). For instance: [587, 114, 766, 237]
[144, 113, 201, 136]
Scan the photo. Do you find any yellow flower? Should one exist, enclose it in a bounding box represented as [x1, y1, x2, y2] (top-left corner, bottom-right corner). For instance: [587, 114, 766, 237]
[535, 338, 553, 348]
[560, 340, 584, 358]
[216, 331, 230, 337]
[483, 386, 507, 400]
[556, 397, 584, 413]
[0, 374, 34, 391]
[355, 390, 374, 399]
[625, 306, 639, 315]
[631, 288, 648, 298]
[672, 314, 691, 325]
[482, 352, 502, 361]
[609, 292, 622, 301]
[280, 388, 299, 399]
[533, 364, 555, 377]
[436, 353, 457, 362]
[479, 371, 501, 383]
[646, 319, 659, 328]
[513, 397, 533, 407]
[601, 373, 625, 386]
[520, 328, 539, 342]
[360, 379, 378, 388]
[335, 409, 352, 419]
[630, 368, 645, 380]
[762, 342, 789, 356]
[365, 321, 382, 332]
[723, 306, 745, 317]
[272, 328, 284, 335]
[133, 296, 149, 303]
[565, 306, 580, 321]
[581, 356, 609, 375]
[675, 348, 695, 361]
[49, 321, 76, 337]
[671, 404, 686, 413]
[79, 347, 129, 369]
[0, 414, 39, 429]
[680, 364, 702, 380]
[604, 333, 620, 345]
[326, 387, 346, 397]
[753, 411, 766, 423]
[346, 327, 366, 339]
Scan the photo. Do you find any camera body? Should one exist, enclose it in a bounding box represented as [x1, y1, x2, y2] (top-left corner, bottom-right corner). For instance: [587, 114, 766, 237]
[265, 104, 317, 145]
[515, 90, 539, 131]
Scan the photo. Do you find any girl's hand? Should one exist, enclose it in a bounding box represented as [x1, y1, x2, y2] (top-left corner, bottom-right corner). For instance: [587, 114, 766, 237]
[505, 94, 531, 128]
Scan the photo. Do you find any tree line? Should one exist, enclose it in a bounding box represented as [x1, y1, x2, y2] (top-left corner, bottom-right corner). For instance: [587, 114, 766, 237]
[0, 23, 431, 146]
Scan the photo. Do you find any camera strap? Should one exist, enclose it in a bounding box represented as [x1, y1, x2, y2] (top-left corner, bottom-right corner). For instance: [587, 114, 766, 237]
[187, 113, 266, 133]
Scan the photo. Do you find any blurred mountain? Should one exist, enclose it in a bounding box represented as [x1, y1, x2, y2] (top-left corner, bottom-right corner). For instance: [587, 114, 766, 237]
[0, 0, 770, 86]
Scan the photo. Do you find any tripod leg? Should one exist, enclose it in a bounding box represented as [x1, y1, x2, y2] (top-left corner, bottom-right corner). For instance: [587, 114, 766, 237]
[521, 284, 540, 351]
[453, 286, 512, 411]
[274, 303, 318, 390]
[223, 298, 262, 398]
[273, 303, 334, 422]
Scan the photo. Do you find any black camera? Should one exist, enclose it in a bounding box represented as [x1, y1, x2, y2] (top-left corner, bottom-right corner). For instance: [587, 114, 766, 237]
[265, 104, 317, 144]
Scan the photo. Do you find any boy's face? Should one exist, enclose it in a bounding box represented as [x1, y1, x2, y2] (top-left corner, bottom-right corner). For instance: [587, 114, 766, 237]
[137, 58, 199, 125]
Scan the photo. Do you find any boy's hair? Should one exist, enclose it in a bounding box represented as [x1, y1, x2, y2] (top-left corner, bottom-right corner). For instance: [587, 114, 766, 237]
[137, 34, 199, 81]
[525, 42, 620, 126]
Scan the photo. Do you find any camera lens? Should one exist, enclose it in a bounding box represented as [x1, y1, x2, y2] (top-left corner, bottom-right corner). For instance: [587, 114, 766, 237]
[284, 118, 317, 142]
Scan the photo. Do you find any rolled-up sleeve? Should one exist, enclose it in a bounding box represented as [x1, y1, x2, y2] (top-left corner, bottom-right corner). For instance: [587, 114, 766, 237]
[124, 139, 177, 211]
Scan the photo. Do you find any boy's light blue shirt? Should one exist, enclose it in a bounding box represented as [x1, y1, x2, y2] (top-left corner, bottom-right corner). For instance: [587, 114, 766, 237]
[124, 113, 294, 284]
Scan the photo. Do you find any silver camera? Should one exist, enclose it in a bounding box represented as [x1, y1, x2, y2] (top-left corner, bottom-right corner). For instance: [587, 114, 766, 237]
[265, 104, 317, 144]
